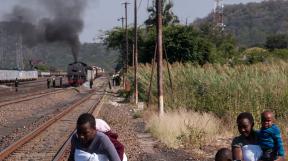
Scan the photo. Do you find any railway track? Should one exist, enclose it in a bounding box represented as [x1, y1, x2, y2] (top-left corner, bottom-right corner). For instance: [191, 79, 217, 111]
[0, 81, 46, 93]
[52, 90, 106, 161]
[0, 77, 57, 86]
[0, 87, 83, 150]
[0, 77, 66, 88]
[0, 77, 107, 161]
[0, 78, 68, 103]
[0, 88, 67, 108]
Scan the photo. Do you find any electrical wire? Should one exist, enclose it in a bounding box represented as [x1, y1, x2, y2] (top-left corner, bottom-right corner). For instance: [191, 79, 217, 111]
[138, 0, 143, 10]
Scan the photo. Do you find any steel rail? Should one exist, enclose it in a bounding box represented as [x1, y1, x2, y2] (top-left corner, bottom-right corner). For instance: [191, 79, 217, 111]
[0, 89, 96, 160]
[0, 88, 68, 108]
[52, 84, 106, 161]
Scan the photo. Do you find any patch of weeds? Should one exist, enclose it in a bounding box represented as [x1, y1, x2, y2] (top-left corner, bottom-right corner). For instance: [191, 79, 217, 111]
[117, 89, 132, 103]
[72, 87, 80, 93]
[177, 124, 207, 149]
[133, 110, 143, 119]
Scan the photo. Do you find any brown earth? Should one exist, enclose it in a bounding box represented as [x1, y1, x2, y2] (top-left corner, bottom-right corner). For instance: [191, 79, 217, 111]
[97, 88, 233, 161]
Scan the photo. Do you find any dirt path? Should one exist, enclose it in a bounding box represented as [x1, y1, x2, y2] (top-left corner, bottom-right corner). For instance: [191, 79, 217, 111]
[97, 89, 218, 161]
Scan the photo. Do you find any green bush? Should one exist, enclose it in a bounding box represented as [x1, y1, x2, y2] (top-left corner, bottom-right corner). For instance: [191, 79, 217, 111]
[239, 47, 269, 64]
[270, 49, 288, 60]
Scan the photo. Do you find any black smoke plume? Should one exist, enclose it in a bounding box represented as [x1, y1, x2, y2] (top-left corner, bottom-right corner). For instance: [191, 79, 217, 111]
[1, 0, 87, 62]
[2, 5, 41, 47]
[40, 0, 87, 62]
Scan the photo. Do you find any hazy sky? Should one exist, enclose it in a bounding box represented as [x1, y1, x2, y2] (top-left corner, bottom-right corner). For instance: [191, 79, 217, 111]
[0, 0, 264, 43]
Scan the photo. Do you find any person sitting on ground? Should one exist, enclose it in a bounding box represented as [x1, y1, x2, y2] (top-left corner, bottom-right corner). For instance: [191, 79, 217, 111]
[232, 112, 263, 161]
[75, 118, 127, 161]
[215, 148, 232, 161]
[68, 113, 121, 161]
[258, 110, 285, 161]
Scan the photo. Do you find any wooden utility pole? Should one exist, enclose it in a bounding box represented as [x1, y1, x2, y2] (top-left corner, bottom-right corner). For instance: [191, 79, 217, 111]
[156, 0, 164, 116]
[132, 44, 135, 68]
[134, 0, 138, 105]
[125, 2, 129, 73]
[118, 17, 125, 29]
[122, 2, 130, 88]
[118, 16, 125, 85]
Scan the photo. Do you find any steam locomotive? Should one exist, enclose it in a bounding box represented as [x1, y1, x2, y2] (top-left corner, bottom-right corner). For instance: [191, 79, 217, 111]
[67, 62, 104, 86]
[67, 62, 91, 86]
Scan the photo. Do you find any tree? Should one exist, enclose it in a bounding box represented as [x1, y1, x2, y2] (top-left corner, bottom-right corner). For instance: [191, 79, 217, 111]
[35, 64, 50, 72]
[103, 27, 139, 66]
[164, 25, 209, 63]
[193, 0, 288, 47]
[104, 25, 237, 65]
[145, 0, 179, 26]
[265, 34, 288, 51]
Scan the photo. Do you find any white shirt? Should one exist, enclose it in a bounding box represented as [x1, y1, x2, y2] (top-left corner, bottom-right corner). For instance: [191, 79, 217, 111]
[242, 144, 263, 161]
[75, 149, 108, 161]
[96, 119, 111, 133]
[75, 149, 128, 161]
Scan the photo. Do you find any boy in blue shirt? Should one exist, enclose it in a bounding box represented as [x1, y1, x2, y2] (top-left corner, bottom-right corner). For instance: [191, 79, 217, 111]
[258, 111, 285, 161]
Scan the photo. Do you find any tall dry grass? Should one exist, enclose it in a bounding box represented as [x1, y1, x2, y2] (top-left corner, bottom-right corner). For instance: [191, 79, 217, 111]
[128, 62, 288, 124]
[146, 110, 222, 149]
[127, 61, 288, 145]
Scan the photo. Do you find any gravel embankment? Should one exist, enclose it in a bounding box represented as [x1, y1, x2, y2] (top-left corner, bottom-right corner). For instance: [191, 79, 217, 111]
[0, 89, 87, 151]
[97, 89, 200, 161]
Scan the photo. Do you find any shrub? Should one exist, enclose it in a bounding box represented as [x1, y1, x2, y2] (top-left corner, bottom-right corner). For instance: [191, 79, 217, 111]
[146, 110, 221, 148]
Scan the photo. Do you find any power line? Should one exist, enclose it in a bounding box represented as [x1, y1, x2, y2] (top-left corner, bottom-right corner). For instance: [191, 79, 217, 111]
[138, 0, 143, 10]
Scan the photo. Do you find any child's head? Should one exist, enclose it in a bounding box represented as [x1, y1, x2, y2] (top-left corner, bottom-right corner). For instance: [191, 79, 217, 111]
[215, 148, 232, 161]
[261, 110, 274, 129]
[77, 113, 96, 147]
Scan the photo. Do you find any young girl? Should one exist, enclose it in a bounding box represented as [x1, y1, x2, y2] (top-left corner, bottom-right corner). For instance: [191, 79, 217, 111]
[232, 112, 263, 161]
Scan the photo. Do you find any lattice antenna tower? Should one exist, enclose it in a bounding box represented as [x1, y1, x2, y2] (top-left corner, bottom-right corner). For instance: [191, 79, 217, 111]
[214, 0, 225, 31]
[16, 34, 24, 70]
[15, 16, 25, 70]
[0, 27, 4, 68]
[0, 26, 7, 69]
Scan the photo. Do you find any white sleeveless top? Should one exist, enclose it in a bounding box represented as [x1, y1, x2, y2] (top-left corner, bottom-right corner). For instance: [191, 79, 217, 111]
[75, 149, 128, 161]
[242, 144, 263, 161]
